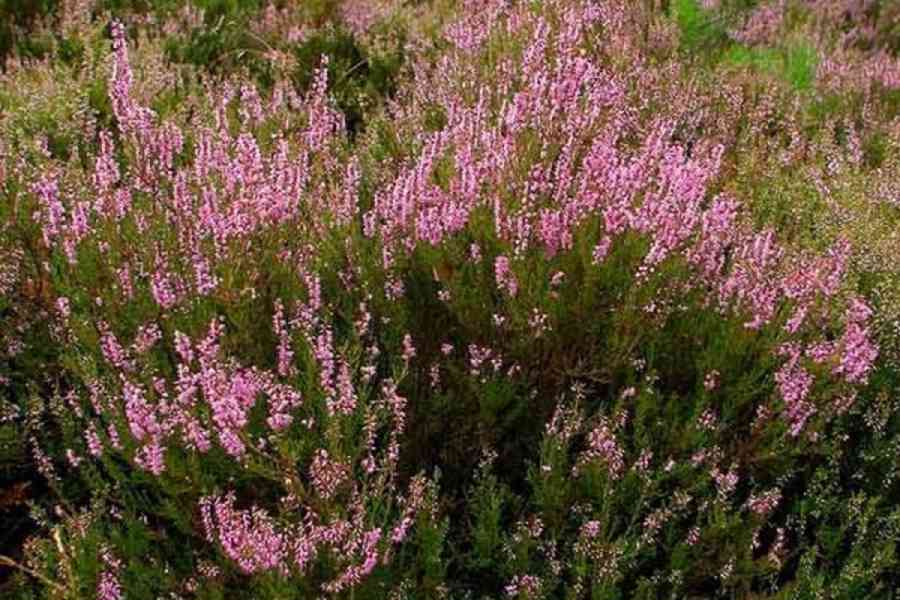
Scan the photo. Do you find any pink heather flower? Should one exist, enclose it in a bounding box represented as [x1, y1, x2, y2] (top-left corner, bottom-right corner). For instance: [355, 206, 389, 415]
[192, 252, 218, 295]
[132, 322, 162, 355]
[65, 448, 82, 467]
[720, 558, 736, 582]
[266, 383, 302, 431]
[151, 266, 179, 310]
[200, 493, 288, 575]
[111, 189, 132, 222]
[686, 526, 701, 546]
[116, 266, 134, 299]
[97, 548, 123, 600]
[720, 228, 784, 330]
[93, 131, 119, 191]
[99, 323, 133, 372]
[97, 568, 122, 600]
[0, 400, 19, 422]
[106, 422, 122, 451]
[834, 298, 878, 385]
[340, 1, 387, 36]
[634, 448, 653, 474]
[505, 574, 542, 599]
[305, 57, 344, 152]
[174, 331, 194, 364]
[424, 362, 439, 390]
[0, 247, 22, 297]
[730, 1, 785, 45]
[784, 305, 809, 334]
[444, 2, 500, 52]
[31, 441, 58, 482]
[135, 440, 166, 475]
[328, 361, 357, 416]
[313, 327, 336, 399]
[833, 391, 857, 416]
[581, 520, 601, 540]
[390, 475, 428, 544]
[746, 488, 781, 517]
[273, 299, 295, 378]
[592, 236, 612, 265]
[6, 339, 24, 357]
[711, 465, 739, 502]
[203, 367, 268, 458]
[641, 507, 673, 546]
[775, 344, 816, 437]
[550, 270, 565, 288]
[768, 527, 788, 568]
[385, 278, 404, 300]
[109, 21, 141, 131]
[546, 401, 584, 444]
[85, 424, 103, 457]
[528, 309, 550, 338]
[32, 175, 64, 247]
[697, 408, 717, 432]
[354, 301, 372, 338]
[468, 344, 493, 377]
[401, 334, 416, 363]
[197, 560, 220, 580]
[494, 255, 518, 297]
[123, 379, 158, 442]
[703, 370, 720, 391]
[310, 449, 349, 500]
[688, 195, 739, 280]
[577, 417, 625, 480]
[55, 297, 70, 319]
[322, 528, 382, 593]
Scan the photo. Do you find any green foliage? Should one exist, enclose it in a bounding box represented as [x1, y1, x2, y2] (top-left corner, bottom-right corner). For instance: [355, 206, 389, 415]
[290, 26, 405, 136]
[672, 0, 728, 54]
[165, 17, 270, 82]
[0, 0, 57, 61]
[194, 0, 260, 24]
[782, 43, 817, 91]
[725, 42, 818, 92]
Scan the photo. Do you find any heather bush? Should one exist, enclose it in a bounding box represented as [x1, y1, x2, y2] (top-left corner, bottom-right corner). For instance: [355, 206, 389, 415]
[1, 0, 900, 598]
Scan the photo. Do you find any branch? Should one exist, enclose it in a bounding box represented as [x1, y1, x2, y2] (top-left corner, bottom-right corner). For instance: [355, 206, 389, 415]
[0, 554, 67, 594]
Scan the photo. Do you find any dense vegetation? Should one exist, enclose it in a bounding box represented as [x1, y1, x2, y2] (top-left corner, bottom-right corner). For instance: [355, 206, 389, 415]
[2, 0, 900, 598]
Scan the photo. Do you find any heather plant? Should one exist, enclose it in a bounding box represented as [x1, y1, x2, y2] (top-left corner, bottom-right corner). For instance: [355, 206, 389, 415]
[1, 0, 900, 598]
